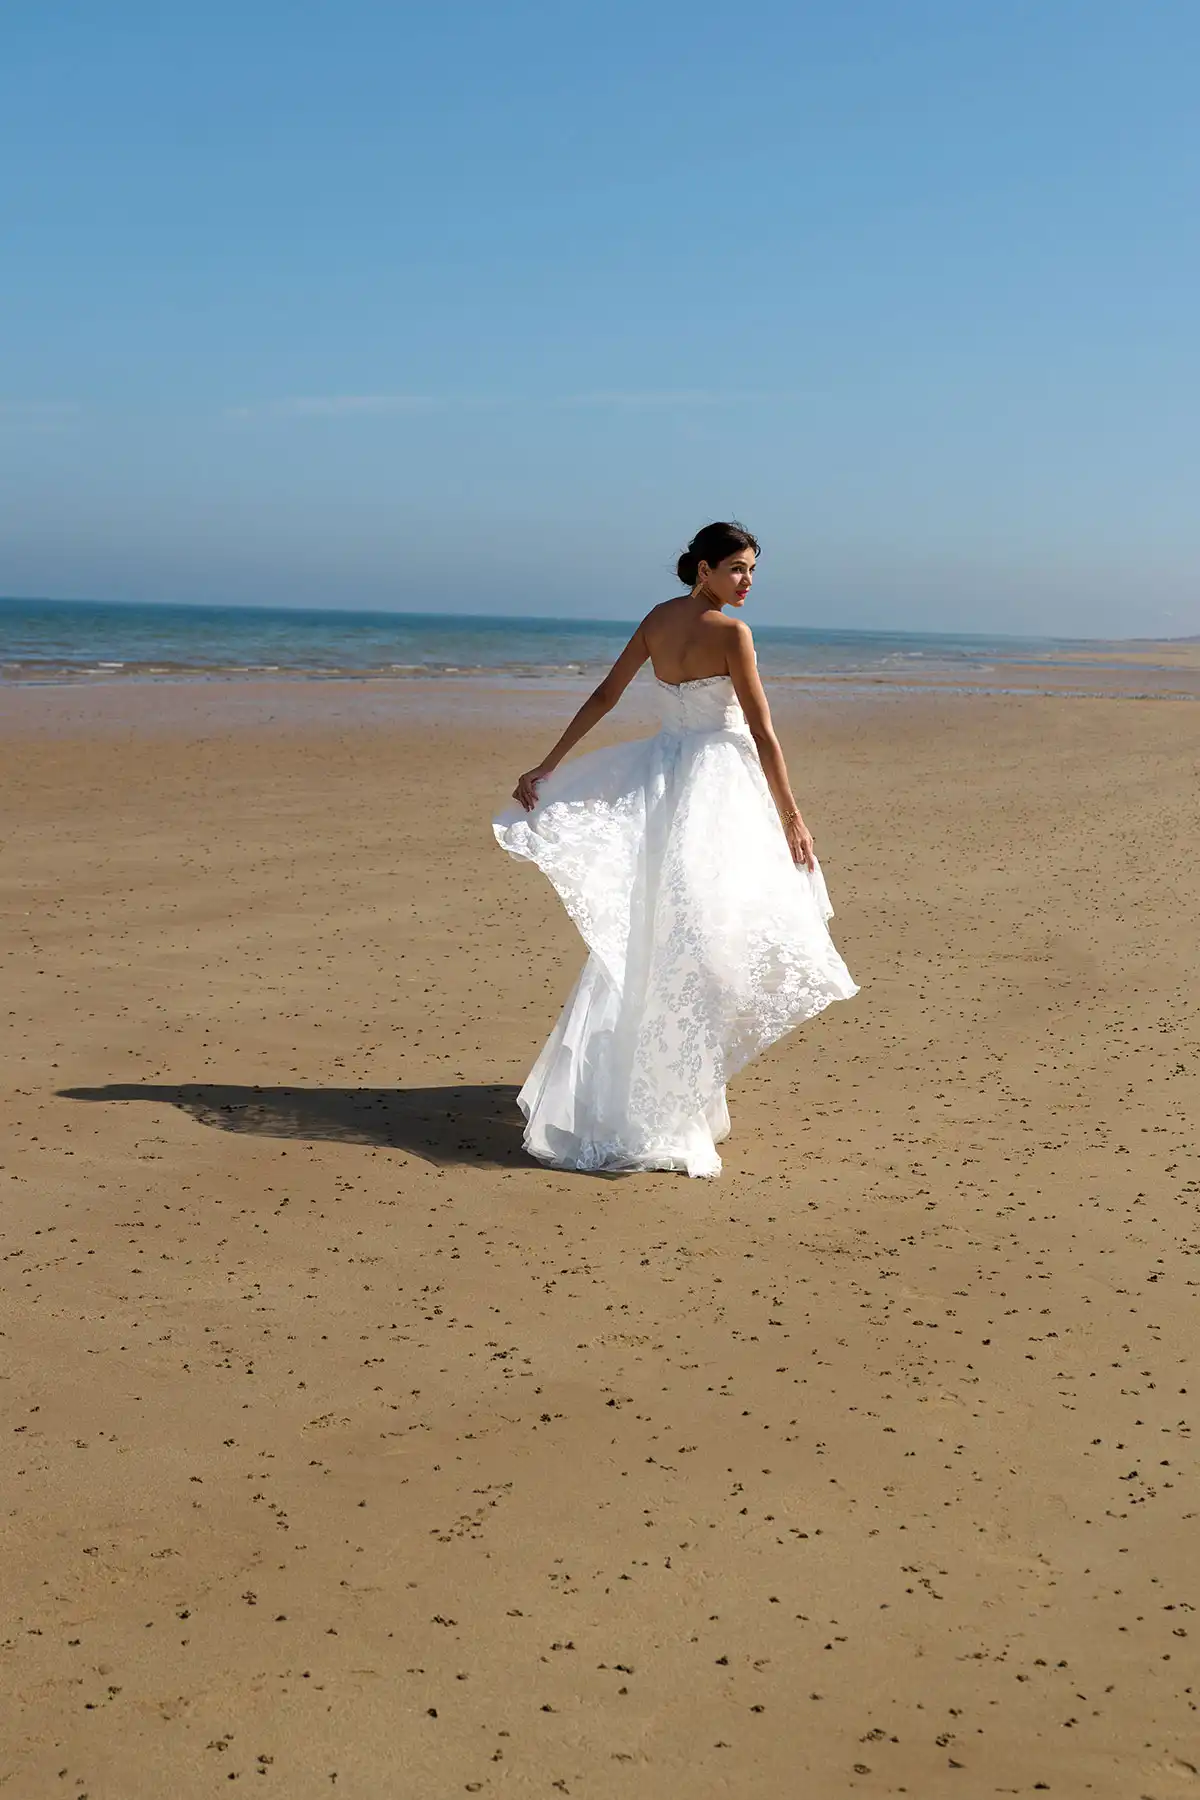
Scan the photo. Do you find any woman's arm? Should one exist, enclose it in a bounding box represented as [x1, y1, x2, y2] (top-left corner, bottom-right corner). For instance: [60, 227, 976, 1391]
[726, 622, 816, 871]
[513, 623, 650, 811]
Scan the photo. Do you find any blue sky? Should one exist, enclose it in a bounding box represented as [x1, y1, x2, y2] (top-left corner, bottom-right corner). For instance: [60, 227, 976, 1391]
[3, 0, 1198, 634]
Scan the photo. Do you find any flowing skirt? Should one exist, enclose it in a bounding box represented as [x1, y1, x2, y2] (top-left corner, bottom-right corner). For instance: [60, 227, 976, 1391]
[494, 724, 858, 1177]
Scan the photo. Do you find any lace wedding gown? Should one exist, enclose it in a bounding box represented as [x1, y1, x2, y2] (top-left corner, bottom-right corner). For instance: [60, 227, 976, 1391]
[493, 675, 858, 1177]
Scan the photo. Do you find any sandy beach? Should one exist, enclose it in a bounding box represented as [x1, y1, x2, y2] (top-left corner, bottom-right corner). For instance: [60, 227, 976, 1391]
[2, 673, 1197, 1799]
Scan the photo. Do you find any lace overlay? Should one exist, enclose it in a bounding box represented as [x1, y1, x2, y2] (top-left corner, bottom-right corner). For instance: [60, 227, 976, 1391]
[494, 677, 858, 1176]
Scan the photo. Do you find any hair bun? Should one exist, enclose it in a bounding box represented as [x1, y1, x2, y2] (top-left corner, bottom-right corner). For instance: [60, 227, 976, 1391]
[675, 521, 759, 591]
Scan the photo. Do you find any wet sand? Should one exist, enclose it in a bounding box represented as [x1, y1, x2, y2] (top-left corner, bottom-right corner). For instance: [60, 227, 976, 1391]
[2, 677, 1198, 1798]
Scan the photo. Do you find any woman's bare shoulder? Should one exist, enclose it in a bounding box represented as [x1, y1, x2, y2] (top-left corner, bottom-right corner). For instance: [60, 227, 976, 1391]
[715, 612, 754, 646]
[640, 596, 693, 636]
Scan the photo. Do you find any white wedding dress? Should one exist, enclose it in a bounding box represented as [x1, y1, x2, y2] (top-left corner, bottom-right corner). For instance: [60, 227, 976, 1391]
[493, 675, 859, 1177]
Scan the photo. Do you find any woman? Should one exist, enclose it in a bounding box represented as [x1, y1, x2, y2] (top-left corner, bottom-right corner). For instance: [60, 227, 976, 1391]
[494, 521, 858, 1178]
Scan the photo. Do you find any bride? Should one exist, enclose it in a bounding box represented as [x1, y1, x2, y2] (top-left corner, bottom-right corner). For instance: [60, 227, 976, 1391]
[494, 521, 858, 1178]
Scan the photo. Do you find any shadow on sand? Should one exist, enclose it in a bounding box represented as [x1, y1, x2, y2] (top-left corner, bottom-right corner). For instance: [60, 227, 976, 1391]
[58, 1081, 528, 1170]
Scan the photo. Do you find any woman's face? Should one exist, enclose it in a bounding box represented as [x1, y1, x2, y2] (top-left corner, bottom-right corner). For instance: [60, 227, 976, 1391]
[698, 548, 756, 608]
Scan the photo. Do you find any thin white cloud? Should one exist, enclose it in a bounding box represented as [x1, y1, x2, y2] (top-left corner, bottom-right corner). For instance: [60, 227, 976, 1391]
[0, 399, 82, 428]
[227, 389, 768, 421]
[558, 390, 739, 408]
[228, 394, 446, 420]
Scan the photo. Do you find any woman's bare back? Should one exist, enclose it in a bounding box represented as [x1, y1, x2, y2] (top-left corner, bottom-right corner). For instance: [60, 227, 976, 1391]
[642, 596, 743, 686]
[508, 523, 815, 874]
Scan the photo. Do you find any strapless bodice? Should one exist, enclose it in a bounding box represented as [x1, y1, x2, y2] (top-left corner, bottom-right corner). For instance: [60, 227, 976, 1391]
[655, 675, 747, 736]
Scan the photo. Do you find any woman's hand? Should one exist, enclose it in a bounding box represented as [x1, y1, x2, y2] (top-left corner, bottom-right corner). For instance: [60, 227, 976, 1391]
[513, 765, 554, 812]
[783, 812, 816, 872]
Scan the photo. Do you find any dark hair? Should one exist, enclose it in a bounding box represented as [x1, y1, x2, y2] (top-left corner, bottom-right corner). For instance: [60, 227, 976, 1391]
[676, 520, 760, 588]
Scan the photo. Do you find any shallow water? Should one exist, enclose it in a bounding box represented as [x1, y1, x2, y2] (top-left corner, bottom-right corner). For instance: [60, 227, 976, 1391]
[0, 594, 1162, 686]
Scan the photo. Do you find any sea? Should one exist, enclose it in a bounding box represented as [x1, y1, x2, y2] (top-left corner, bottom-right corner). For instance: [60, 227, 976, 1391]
[0, 595, 1126, 689]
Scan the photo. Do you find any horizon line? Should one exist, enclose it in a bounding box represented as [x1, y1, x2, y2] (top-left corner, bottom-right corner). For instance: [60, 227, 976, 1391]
[0, 593, 1164, 648]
